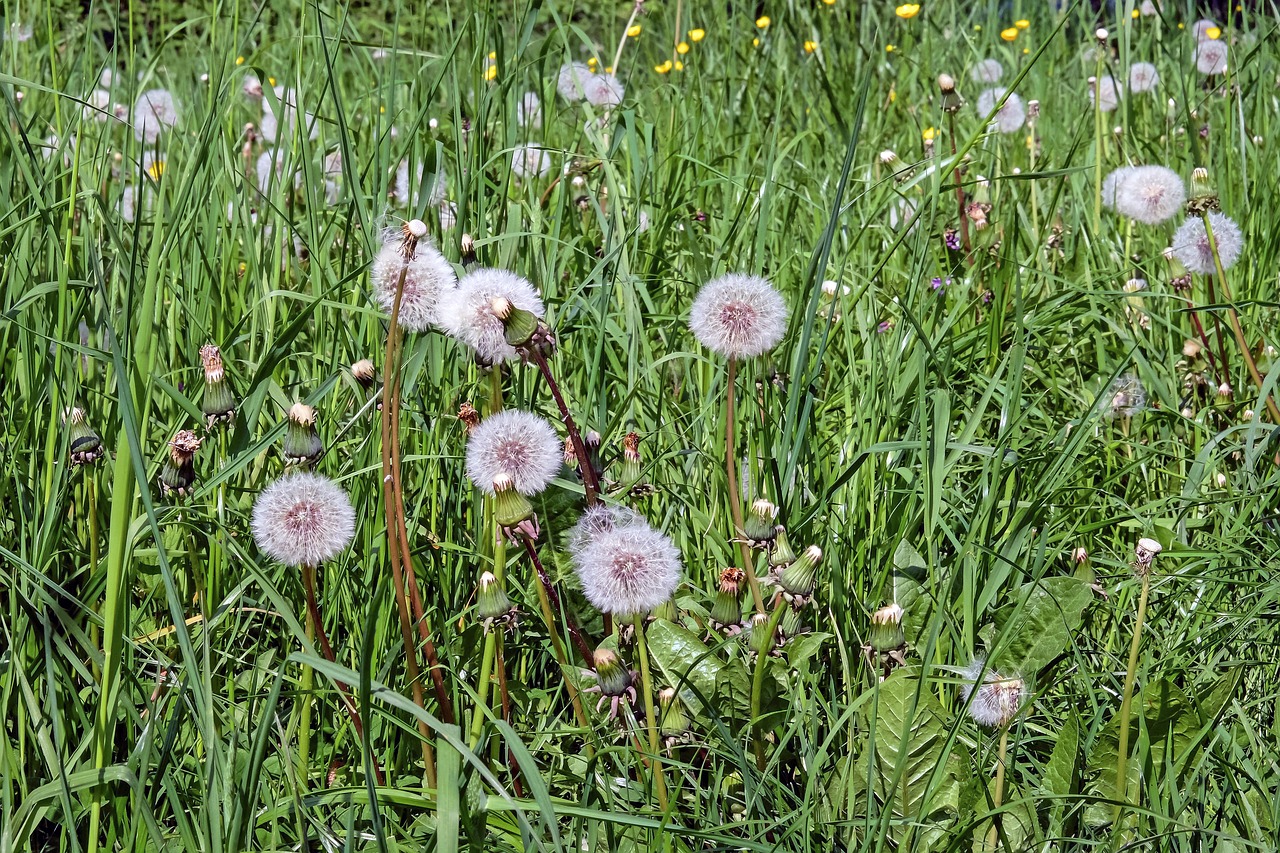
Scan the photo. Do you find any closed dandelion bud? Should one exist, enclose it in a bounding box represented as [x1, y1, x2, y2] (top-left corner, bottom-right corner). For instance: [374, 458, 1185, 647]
[199, 344, 236, 427]
[1134, 536, 1162, 577]
[770, 525, 796, 567]
[476, 570, 516, 629]
[658, 687, 691, 740]
[160, 429, 201, 497]
[490, 295, 540, 349]
[492, 473, 538, 541]
[1187, 166, 1219, 213]
[66, 407, 105, 466]
[460, 232, 477, 265]
[780, 606, 804, 639]
[780, 545, 822, 600]
[710, 567, 746, 627]
[651, 597, 678, 622]
[938, 73, 963, 114]
[869, 602, 905, 652]
[284, 403, 323, 466]
[350, 359, 377, 390]
[748, 612, 776, 655]
[593, 648, 633, 697]
[744, 498, 778, 544]
[399, 218, 428, 258]
[615, 431, 649, 494]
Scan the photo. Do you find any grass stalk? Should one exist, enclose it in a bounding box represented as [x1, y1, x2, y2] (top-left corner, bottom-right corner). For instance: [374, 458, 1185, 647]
[725, 358, 765, 613]
[632, 613, 669, 812]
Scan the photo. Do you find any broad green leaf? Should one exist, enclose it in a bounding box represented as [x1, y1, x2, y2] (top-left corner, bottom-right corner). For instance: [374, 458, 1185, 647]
[1041, 712, 1079, 798]
[987, 576, 1094, 674]
[646, 619, 736, 715]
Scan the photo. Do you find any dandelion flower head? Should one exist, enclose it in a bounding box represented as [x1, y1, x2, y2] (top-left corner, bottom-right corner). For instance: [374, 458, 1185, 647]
[1170, 212, 1243, 274]
[571, 512, 683, 617]
[368, 225, 458, 332]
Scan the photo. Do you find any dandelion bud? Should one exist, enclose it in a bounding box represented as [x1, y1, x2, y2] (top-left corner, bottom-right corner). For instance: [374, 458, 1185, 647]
[1134, 536, 1162, 576]
[744, 498, 779, 545]
[199, 344, 236, 427]
[457, 401, 481, 433]
[492, 473, 539, 541]
[1027, 99, 1040, 121]
[1183, 339, 1202, 359]
[1072, 546, 1089, 564]
[748, 612, 776, 656]
[710, 567, 746, 628]
[658, 687, 691, 742]
[476, 570, 517, 629]
[350, 359, 377, 389]
[65, 407, 105, 466]
[1215, 472, 1228, 487]
[1242, 409, 1255, 422]
[779, 545, 822, 601]
[879, 149, 900, 166]
[159, 429, 202, 498]
[780, 606, 804, 639]
[1217, 382, 1232, 399]
[284, 403, 324, 466]
[1188, 166, 1219, 213]
[1180, 406, 1194, 419]
[615, 431, 651, 495]
[1095, 27, 1108, 42]
[770, 525, 796, 567]
[869, 602, 905, 652]
[492, 297, 540, 349]
[960, 660, 1028, 729]
[592, 648, 633, 697]
[938, 73, 964, 114]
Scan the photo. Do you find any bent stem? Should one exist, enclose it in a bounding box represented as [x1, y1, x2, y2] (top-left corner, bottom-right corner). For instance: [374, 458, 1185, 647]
[1114, 571, 1150, 826]
[632, 614, 669, 811]
[986, 726, 1010, 851]
[749, 597, 787, 770]
[725, 358, 765, 613]
[527, 346, 601, 505]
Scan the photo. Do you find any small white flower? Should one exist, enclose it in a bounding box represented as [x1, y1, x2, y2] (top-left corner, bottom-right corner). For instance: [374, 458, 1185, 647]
[251, 472, 356, 566]
[133, 88, 180, 142]
[976, 87, 1025, 134]
[689, 273, 788, 359]
[511, 143, 552, 179]
[438, 268, 544, 363]
[1128, 62, 1160, 94]
[571, 511, 682, 618]
[959, 659, 1028, 729]
[368, 228, 458, 332]
[466, 409, 562, 496]
[1170, 212, 1243, 274]
[556, 61, 592, 101]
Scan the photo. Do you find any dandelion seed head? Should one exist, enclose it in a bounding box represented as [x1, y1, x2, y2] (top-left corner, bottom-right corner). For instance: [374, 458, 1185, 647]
[970, 58, 1004, 84]
[393, 161, 447, 208]
[1194, 40, 1227, 75]
[466, 409, 562, 496]
[1128, 62, 1160, 94]
[568, 503, 645, 554]
[583, 73, 625, 108]
[689, 273, 788, 359]
[261, 86, 318, 143]
[251, 472, 356, 566]
[133, 89, 179, 142]
[1104, 373, 1147, 419]
[369, 230, 457, 332]
[1190, 19, 1218, 41]
[1115, 165, 1185, 224]
[556, 62, 592, 101]
[976, 87, 1025, 134]
[1170, 212, 1243, 274]
[511, 143, 551, 179]
[572, 514, 683, 617]
[1090, 75, 1122, 112]
[438, 267, 544, 363]
[960, 659, 1028, 729]
[517, 90, 542, 128]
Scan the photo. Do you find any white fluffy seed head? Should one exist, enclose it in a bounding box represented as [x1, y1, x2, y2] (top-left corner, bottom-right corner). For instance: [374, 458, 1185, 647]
[517, 90, 542, 128]
[976, 87, 1025, 134]
[1190, 19, 1218, 41]
[567, 503, 645, 554]
[1115, 165, 1186, 225]
[369, 230, 458, 332]
[1101, 166, 1135, 210]
[1170, 212, 1243, 274]
[960, 659, 1028, 729]
[572, 513, 683, 617]
[437, 267, 544, 363]
[1128, 62, 1160, 94]
[393, 161, 447, 208]
[511, 143, 551, 179]
[1194, 40, 1227, 76]
[251, 472, 356, 566]
[133, 89, 179, 142]
[689, 273, 788, 359]
[583, 73, 625, 108]
[1104, 372, 1146, 419]
[262, 86, 318, 143]
[556, 62, 592, 101]
[970, 58, 1004, 84]
[1090, 75, 1122, 112]
[465, 409, 561, 496]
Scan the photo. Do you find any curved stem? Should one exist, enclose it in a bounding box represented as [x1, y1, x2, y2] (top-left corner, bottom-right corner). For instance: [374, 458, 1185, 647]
[528, 557, 591, 733]
[749, 597, 787, 770]
[725, 359, 765, 613]
[1114, 572, 1150, 825]
[632, 614, 669, 811]
[522, 538, 595, 666]
[527, 346, 600, 506]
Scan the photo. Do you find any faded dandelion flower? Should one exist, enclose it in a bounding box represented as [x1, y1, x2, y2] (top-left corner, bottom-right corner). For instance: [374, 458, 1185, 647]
[251, 472, 356, 566]
[517, 90, 542, 128]
[1104, 373, 1146, 419]
[465, 409, 562, 496]
[1128, 62, 1160, 94]
[369, 224, 457, 332]
[960, 659, 1028, 729]
[556, 61, 592, 101]
[1115, 165, 1186, 225]
[976, 88, 1025, 134]
[970, 58, 1004, 84]
[1194, 40, 1227, 76]
[133, 89, 179, 142]
[689, 273, 788, 359]
[1170, 212, 1243, 274]
[1101, 166, 1135, 210]
[1089, 75, 1121, 112]
[511, 143, 552, 179]
[583, 73, 625, 108]
[571, 512, 683, 618]
[437, 267, 544, 364]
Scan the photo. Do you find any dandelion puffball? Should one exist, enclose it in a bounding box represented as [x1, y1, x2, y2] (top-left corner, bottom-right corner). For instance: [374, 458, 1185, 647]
[517, 90, 542, 128]
[1194, 40, 1227, 76]
[368, 228, 458, 332]
[556, 62, 592, 101]
[438, 267, 544, 363]
[251, 472, 356, 566]
[976, 87, 1025, 134]
[689, 273, 788, 359]
[960, 659, 1028, 729]
[465, 409, 562, 496]
[1170, 212, 1243, 274]
[1090, 75, 1121, 112]
[511, 143, 551, 179]
[1101, 166, 1135, 210]
[1190, 19, 1218, 41]
[583, 73, 625, 108]
[133, 89, 179, 142]
[262, 86, 318, 143]
[571, 510, 683, 617]
[1128, 62, 1160, 94]
[1114, 165, 1185, 225]
[1104, 373, 1147, 419]
[970, 58, 1004, 84]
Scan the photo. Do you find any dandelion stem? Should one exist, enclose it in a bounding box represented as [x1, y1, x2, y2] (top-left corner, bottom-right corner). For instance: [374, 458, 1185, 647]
[527, 345, 601, 505]
[522, 537, 595, 666]
[1093, 59, 1104, 236]
[632, 613, 669, 811]
[610, 0, 644, 80]
[524, 541, 591, 731]
[725, 358, 765, 613]
[946, 110, 971, 259]
[987, 725, 1010, 851]
[1114, 571, 1150, 825]
[749, 596, 787, 770]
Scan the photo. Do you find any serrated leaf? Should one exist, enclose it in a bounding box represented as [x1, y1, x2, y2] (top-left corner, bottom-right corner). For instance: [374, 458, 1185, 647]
[987, 576, 1093, 674]
[1041, 712, 1079, 798]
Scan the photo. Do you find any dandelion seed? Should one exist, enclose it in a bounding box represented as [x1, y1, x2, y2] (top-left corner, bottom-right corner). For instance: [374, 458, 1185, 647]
[960, 659, 1028, 729]
[1090, 75, 1122, 112]
[1115, 165, 1186, 225]
[1193, 40, 1227, 75]
[557, 61, 592, 101]
[251, 472, 356, 567]
[368, 226, 457, 332]
[976, 87, 1026, 134]
[970, 58, 1004, 84]
[511, 143, 551, 179]
[571, 511, 682, 618]
[466, 410, 562, 496]
[438, 267, 544, 364]
[517, 90, 542, 128]
[1128, 62, 1160, 94]
[1170, 212, 1243, 274]
[689, 274, 788, 359]
[583, 73, 624, 108]
[1104, 373, 1146, 419]
[132, 89, 179, 142]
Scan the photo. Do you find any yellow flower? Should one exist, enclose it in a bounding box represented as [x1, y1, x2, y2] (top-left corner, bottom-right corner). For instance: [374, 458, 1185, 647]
[922, 126, 937, 141]
[605, 66, 613, 73]
[379, 105, 385, 113]
[889, 88, 896, 102]
[973, 24, 982, 31]
[690, 28, 706, 42]
[823, 0, 836, 5]
[1022, 47, 1030, 54]
[1015, 19, 1030, 29]
[235, 56, 245, 65]
[1205, 26, 1221, 39]
[655, 60, 673, 74]
[488, 51, 496, 59]
[804, 40, 818, 53]
[627, 24, 642, 37]
[753, 37, 760, 47]
[1000, 27, 1018, 41]
[588, 56, 598, 68]
[885, 43, 896, 52]
[484, 65, 497, 81]
[677, 41, 690, 54]
[1177, 22, 1185, 29]
[1131, 8, 1139, 17]
[756, 15, 770, 29]
[268, 76, 277, 85]
[147, 159, 165, 180]
[675, 60, 685, 71]
[895, 4, 921, 18]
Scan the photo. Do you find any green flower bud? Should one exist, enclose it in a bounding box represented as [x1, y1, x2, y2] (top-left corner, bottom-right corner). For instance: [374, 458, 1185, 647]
[592, 648, 633, 697]
[744, 498, 778, 545]
[780, 605, 804, 639]
[493, 473, 539, 541]
[283, 403, 323, 467]
[1187, 166, 1219, 214]
[868, 602, 905, 652]
[710, 567, 745, 627]
[658, 687, 691, 740]
[476, 571, 516, 628]
[748, 612, 776, 656]
[199, 344, 236, 427]
[938, 73, 964, 114]
[65, 407, 104, 466]
[769, 525, 796, 567]
[159, 429, 201, 498]
[779, 545, 822, 599]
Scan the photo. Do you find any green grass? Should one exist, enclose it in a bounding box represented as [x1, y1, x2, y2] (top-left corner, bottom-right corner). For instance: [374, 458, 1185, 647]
[3, 0, 1280, 850]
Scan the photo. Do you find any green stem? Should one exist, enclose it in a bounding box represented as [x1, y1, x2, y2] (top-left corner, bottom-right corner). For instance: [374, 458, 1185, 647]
[749, 600, 787, 770]
[632, 614, 668, 811]
[1114, 572, 1150, 825]
[1093, 56, 1104, 236]
[987, 725, 1010, 851]
[725, 358, 764, 613]
[469, 631, 498, 748]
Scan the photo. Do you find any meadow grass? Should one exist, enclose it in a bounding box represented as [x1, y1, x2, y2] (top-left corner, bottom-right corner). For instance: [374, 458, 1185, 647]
[2, 0, 1279, 850]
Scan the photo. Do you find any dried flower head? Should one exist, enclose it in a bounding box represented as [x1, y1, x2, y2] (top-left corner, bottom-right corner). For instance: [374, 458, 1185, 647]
[159, 429, 202, 497]
[1115, 165, 1186, 225]
[970, 58, 1004, 84]
[511, 143, 551, 179]
[1128, 62, 1160, 94]
[556, 62, 592, 101]
[976, 87, 1025, 134]
[1194, 40, 1227, 76]
[251, 472, 356, 566]
[583, 73, 625, 108]
[284, 402, 324, 466]
[132, 89, 179, 142]
[571, 513, 683, 618]
[689, 273, 788, 359]
[1103, 373, 1146, 419]
[960, 659, 1028, 729]
[1090, 75, 1122, 112]
[368, 227, 457, 332]
[1170, 212, 1243, 274]
[200, 344, 236, 426]
[465, 409, 561, 496]
[350, 359, 377, 389]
